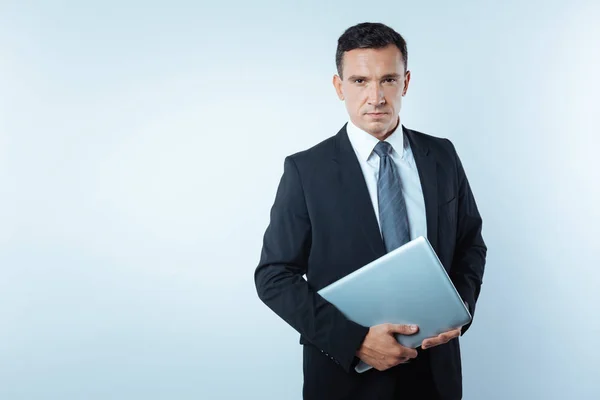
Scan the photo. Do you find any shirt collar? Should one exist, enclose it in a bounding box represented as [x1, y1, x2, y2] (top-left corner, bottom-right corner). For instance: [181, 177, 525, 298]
[346, 116, 405, 162]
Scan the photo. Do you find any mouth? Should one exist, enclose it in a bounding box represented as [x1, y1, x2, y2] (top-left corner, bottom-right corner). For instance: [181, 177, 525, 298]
[366, 112, 387, 118]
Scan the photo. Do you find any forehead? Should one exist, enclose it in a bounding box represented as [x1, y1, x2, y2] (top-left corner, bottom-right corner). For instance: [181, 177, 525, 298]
[342, 44, 404, 77]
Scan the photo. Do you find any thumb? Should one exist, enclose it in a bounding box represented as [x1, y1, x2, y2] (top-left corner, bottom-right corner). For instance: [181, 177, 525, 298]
[388, 324, 419, 335]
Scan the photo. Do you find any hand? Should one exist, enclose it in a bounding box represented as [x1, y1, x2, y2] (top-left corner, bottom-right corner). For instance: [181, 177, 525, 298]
[355, 323, 419, 371]
[421, 327, 462, 350]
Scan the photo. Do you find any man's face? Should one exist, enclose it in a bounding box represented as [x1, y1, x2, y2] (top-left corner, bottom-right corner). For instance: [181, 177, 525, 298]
[333, 44, 410, 139]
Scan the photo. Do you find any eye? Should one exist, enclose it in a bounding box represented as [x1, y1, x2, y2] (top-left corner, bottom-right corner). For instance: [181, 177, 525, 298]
[384, 78, 397, 83]
[353, 79, 364, 84]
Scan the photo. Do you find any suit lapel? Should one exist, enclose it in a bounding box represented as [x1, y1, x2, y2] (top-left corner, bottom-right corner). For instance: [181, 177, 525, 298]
[404, 126, 439, 252]
[331, 124, 439, 257]
[332, 125, 386, 259]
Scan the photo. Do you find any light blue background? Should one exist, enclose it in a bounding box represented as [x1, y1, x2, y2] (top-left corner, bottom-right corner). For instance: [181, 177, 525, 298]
[1, 1, 599, 399]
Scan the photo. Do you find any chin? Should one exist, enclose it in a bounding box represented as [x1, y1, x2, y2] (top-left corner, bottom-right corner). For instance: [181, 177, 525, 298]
[365, 120, 389, 129]
[366, 120, 395, 134]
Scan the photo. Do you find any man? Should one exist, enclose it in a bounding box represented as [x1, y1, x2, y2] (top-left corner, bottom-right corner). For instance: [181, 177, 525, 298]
[254, 22, 486, 400]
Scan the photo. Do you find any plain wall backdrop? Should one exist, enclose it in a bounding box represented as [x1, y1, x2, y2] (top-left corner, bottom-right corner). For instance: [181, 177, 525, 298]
[1, 1, 599, 399]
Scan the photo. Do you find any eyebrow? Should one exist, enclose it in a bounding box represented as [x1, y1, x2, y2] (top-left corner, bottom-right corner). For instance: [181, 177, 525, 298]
[346, 73, 402, 81]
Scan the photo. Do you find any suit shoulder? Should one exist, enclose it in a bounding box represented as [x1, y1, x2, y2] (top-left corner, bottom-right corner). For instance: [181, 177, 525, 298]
[286, 134, 337, 166]
[406, 127, 456, 157]
[406, 127, 452, 147]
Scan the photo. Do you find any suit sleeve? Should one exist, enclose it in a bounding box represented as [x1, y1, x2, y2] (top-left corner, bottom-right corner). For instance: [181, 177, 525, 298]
[446, 140, 487, 335]
[254, 156, 369, 373]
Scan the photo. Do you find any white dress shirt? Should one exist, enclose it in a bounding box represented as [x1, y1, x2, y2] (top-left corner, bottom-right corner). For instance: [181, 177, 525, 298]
[345, 117, 427, 241]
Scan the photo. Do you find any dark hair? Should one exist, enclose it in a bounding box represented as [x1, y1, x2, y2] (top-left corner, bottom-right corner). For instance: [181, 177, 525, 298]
[336, 22, 408, 79]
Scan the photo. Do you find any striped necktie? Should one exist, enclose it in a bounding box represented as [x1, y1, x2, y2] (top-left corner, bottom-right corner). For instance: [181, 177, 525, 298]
[373, 141, 411, 252]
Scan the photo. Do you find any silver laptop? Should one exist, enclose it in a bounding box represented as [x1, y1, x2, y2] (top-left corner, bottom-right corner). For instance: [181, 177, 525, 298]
[317, 236, 471, 373]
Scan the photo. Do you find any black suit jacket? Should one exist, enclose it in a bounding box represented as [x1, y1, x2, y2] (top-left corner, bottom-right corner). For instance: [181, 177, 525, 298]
[255, 124, 486, 400]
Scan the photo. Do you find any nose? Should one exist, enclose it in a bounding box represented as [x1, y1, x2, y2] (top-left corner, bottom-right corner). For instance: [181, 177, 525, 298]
[367, 83, 385, 106]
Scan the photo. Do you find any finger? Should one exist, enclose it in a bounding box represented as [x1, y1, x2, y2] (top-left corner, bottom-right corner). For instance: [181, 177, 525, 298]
[421, 339, 440, 349]
[423, 332, 459, 349]
[439, 330, 461, 343]
[422, 335, 445, 349]
[388, 324, 419, 335]
[421, 327, 462, 349]
[444, 327, 461, 336]
[422, 335, 443, 346]
[392, 345, 416, 359]
[448, 329, 461, 339]
[399, 346, 418, 359]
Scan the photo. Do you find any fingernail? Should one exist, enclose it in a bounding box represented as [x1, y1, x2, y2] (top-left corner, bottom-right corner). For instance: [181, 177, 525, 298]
[410, 325, 418, 331]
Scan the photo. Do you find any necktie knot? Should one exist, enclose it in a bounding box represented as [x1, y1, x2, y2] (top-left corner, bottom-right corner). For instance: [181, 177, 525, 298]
[374, 141, 393, 158]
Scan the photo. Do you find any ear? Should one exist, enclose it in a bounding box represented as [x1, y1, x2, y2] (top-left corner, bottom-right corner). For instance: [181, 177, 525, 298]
[402, 70, 411, 97]
[333, 74, 344, 100]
